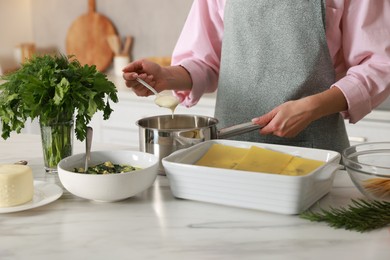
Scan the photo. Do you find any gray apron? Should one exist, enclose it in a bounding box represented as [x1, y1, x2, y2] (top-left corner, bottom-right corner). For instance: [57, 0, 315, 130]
[215, 0, 349, 153]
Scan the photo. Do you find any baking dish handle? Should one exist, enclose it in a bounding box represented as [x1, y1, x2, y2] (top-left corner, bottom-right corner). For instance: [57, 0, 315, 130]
[314, 163, 343, 181]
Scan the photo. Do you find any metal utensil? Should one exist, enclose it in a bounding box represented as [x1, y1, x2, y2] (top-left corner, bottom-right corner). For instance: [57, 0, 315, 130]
[84, 126, 93, 172]
[136, 77, 159, 95]
[14, 160, 28, 165]
[137, 78, 180, 112]
[136, 77, 180, 111]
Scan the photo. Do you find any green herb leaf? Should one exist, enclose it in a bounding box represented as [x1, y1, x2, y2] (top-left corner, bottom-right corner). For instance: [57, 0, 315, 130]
[53, 78, 70, 105]
[300, 199, 390, 232]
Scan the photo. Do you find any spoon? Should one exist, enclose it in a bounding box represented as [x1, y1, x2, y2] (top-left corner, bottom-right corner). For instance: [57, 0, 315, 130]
[84, 126, 93, 172]
[14, 160, 28, 165]
[136, 77, 159, 95]
[136, 77, 180, 114]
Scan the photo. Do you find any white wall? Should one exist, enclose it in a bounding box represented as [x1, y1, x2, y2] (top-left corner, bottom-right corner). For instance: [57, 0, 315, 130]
[0, 0, 193, 73]
[0, 0, 33, 70]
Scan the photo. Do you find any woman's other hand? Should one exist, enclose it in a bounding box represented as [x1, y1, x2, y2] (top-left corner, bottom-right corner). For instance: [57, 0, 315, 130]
[252, 87, 348, 138]
[252, 98, 316, 138]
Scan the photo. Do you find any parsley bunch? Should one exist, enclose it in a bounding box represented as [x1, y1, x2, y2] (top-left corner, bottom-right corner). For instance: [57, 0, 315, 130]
[0, 54, 118, 141]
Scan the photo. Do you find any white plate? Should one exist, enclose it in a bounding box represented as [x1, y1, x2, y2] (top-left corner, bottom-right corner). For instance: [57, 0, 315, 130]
[0, 181, 63, 213]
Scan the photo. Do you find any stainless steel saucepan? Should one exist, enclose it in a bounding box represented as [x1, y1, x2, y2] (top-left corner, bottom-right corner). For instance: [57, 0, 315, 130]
[136, 114, 262, 174]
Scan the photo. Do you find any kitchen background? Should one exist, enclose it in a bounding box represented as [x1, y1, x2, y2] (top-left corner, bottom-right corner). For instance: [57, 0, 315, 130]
[0, 0, 193, 72]
[0, 0, 389, 145]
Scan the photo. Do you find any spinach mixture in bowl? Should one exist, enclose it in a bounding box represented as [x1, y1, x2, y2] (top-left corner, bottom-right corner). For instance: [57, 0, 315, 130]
[74, 161, 141, 174]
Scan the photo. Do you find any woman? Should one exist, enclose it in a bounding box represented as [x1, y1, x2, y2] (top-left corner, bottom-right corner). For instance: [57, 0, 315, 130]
[123, 0, 390, 153]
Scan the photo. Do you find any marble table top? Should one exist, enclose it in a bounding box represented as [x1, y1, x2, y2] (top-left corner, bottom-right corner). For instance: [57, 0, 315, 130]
[0, 134, 389, 260]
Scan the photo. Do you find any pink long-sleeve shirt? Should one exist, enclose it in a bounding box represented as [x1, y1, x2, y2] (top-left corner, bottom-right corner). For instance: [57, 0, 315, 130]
[172, 0, 390, 123]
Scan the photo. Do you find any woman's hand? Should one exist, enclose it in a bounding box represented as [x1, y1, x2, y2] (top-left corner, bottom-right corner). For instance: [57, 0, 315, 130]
[122, 59, 165, 96]
[122, 59, 193, 97]
[252, 98, 317, 137]
[252, 87, 348, 137]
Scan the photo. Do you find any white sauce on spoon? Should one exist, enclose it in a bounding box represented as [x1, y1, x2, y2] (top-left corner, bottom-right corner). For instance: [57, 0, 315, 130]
[154, 95, 180, 118]
[135, 78, 180, 118]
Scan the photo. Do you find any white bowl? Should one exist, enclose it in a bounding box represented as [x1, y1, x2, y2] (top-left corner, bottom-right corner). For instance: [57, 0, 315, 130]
[162, 140, 341, 215]
[58, 150, 159, 202]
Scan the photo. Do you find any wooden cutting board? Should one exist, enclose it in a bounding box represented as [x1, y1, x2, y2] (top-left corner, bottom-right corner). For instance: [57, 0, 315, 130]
[66, 0, 117, 71]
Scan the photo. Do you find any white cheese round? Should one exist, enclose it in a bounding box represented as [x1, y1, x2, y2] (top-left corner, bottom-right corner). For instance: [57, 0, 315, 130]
[0, 164, 34, 207]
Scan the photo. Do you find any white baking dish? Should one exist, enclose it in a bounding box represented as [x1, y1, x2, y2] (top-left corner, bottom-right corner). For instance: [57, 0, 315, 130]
[162, 140, 341, 214]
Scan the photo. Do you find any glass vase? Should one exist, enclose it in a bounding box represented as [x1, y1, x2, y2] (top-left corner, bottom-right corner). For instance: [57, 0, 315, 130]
[40, 120, 74, 173]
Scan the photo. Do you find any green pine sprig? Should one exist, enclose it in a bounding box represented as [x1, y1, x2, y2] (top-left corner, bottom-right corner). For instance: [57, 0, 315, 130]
[300, 199, 390, 232]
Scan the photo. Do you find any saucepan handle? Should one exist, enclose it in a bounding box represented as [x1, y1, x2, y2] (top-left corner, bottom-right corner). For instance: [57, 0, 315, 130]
[217, 121, 262, 139]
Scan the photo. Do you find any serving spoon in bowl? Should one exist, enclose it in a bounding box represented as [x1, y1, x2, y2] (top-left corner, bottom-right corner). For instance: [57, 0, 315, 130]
[136, 77, 180, 114]
[84, 126, 93, 173]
